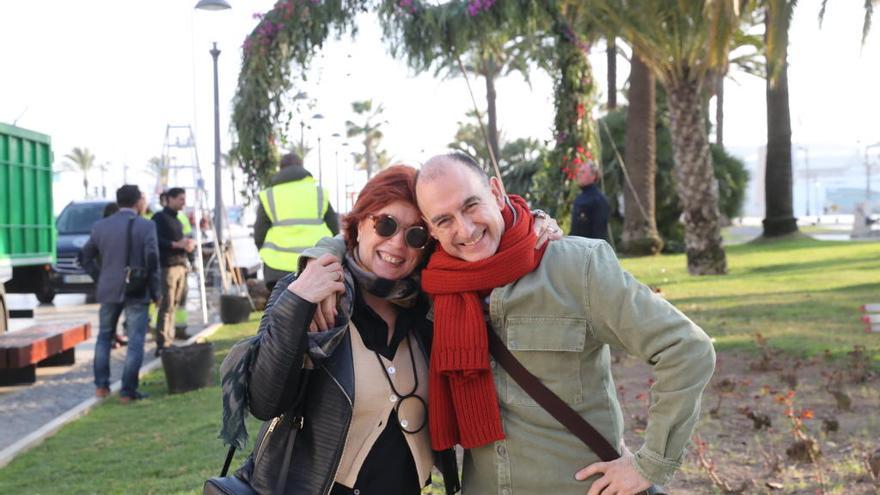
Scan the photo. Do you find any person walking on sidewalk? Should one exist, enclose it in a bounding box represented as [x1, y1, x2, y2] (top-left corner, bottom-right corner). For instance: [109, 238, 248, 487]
[152, 187, 194, 355]
[254, 152, 339, 293]
[80, 185, 161, 403]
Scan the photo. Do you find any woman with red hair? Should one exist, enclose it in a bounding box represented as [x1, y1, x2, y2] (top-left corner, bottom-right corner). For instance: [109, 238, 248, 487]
[218, 165, 558, 495]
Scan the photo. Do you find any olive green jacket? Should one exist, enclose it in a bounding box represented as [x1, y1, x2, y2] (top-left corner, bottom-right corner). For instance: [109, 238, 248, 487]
[302, 236, 715, 492]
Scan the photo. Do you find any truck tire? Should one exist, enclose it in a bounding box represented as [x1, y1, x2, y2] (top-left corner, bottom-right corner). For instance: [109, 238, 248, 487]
[35, 285, 55, 304]
[1, 284, 8, 333]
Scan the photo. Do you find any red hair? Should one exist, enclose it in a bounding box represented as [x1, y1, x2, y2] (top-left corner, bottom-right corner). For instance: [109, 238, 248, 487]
[342, 165, 420, 251]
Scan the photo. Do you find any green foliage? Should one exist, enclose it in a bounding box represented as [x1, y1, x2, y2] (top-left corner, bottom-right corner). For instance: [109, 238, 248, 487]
[378, 0, 553, 72]
[233, 0, 553, 197]
[598, 107, 748, 251]
[590, 0, 749, 87]
[345, 99, 389, 178]
[232, 0, 594, 217]
[63, 147, 97, 197]
[530, 17, 599, 223]
[447, 110, 547, 197]
[146, 155, 169, 190]
[63, 147, 96, 174]
[711, 144, 749, 219]
[232, 0, 368, 197]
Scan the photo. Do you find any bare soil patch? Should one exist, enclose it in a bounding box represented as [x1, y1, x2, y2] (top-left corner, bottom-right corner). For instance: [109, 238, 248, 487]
[612, 346, 880, 494]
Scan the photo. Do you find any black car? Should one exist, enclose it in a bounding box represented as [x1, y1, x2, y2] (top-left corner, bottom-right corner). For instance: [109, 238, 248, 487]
[43, 200, 113, 303]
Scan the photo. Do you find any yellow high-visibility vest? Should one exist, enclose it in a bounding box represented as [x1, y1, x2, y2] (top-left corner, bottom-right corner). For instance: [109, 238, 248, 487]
[178, 211, 192, 236]
[258, 176, 333, 272]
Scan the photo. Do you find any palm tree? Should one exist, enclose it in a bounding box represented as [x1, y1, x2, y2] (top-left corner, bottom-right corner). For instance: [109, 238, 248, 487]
[593, 1, 747, 274]
[761, 0, 798, 236]
[146, 156, 169, 192]
[762, 1, 875, 238]
[432, 34, 550, 166]
[345, 100, 387, 179]
[606, 35, 618, 110]
[621, 52, 663, 255]
[63, 147, 96, 198]
[223, 152, 240, 206]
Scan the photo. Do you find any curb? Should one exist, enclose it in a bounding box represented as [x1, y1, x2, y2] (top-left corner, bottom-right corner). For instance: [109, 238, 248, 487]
[0, 322, 224, 469]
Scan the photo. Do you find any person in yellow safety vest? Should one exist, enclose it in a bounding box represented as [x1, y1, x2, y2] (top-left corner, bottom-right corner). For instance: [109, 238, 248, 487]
[254, 152, 339, 292]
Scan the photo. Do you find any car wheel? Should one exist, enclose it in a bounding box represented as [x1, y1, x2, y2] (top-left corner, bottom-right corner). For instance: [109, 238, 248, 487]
[35, 285, 56, 304]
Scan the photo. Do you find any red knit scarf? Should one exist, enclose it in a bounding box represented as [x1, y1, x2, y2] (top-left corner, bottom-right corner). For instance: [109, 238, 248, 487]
[421, 195, 546, 450]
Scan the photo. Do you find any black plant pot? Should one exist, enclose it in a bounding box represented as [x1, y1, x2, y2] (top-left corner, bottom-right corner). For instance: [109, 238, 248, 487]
[220, 294, 251, 324]
[160, 342, 214, 394]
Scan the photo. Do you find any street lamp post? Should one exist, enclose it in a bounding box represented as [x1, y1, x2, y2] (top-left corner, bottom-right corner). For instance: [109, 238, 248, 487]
[331, 132, 343, 213]
[311, 113, 324, 187]
[317, 136, 323, 187]
[210, 42, 223, 246]
[195, 0, 231, 247]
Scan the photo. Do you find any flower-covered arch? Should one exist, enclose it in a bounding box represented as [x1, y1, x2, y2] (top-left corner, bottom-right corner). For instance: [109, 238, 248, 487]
[232, 0, 597, 218]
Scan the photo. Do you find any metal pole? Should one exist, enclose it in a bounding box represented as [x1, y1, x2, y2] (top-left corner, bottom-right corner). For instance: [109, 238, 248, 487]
[334, 149, 340, 214]
[317, 136, 323, 188]
[210, 42, 223, 248]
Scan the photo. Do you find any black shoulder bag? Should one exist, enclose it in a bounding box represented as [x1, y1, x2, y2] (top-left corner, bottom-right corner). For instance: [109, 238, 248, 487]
[487, 330, 666, 495]
[204, 372, 310, 495]
[123, 216, 149, 298]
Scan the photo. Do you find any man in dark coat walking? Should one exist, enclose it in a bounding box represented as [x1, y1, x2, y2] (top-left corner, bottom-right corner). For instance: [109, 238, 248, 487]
[569, 161, 610, 242]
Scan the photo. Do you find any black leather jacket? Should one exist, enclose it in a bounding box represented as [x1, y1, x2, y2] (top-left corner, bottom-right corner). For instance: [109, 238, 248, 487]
[238, 273, 459, 495]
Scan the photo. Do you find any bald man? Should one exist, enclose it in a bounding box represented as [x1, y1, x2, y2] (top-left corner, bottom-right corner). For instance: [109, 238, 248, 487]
[303, 152, 714, 495]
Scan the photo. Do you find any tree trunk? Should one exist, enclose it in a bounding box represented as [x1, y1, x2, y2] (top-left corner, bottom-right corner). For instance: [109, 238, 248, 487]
[606, 36, 617, 110]
[485, 57, 500, 170]
[83, 176, 89, 198]
[365, 138, 374, 179]
[762, 13, 798, 237]
[622, 53, 662, 255]
[715, 73, 724, 148]
[666, 79, 727, 275]
[231, 168, 237, 206]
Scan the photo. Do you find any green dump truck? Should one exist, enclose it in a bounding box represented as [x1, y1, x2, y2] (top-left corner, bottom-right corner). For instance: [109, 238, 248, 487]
[0, 123, 56, 332]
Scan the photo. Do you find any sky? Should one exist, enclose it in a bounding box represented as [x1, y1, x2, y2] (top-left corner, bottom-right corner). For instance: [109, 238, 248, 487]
[1, 0, 877, 216]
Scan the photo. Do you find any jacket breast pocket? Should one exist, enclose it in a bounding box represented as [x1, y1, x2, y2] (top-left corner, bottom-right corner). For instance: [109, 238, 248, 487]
[503, 317, 587, 407]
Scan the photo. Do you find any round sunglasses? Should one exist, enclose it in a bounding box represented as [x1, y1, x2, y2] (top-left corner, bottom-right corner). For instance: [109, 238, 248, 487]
[369, 214, 429, 249]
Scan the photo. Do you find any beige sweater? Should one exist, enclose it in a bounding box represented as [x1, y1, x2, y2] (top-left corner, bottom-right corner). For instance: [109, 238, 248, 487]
[333, 323, 434, 488]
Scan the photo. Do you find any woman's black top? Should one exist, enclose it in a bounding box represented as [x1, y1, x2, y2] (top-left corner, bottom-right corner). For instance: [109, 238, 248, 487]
[329, 290, 432, 495]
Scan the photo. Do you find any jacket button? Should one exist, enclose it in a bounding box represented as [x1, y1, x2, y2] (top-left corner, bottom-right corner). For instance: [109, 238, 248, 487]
[353, 490, 360, 495]
[496, 444, 507, 457]
[387, 366, 396, 375]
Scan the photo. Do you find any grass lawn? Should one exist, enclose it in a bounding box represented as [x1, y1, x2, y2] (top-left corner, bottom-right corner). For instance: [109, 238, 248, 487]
[0, 318, 264, 495]
[620, 237, 880, 362]
[0, 237, 877, 493]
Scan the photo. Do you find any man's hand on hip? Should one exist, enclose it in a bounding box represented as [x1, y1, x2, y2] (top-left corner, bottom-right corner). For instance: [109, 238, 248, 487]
[575, 448, 651, 495]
